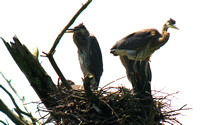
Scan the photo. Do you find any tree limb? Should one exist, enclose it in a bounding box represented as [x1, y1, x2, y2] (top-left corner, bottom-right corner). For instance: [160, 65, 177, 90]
[0, 84, 24, 121]
[0, 99, 26, 125]
[49, 0, 92, 54]
[1, 36, 58, 111]
[42, 0, 92, 90]
[0, 72, 38, 124]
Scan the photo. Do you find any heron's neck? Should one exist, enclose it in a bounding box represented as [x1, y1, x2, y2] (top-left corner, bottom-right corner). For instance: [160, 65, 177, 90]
[157, 24, 170, 48]
[161, 24, 169, 34]
[73, 32, 89, 50]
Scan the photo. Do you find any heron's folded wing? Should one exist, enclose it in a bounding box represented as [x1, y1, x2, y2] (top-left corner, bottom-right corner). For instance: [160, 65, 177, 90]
[88, 36, 103, 82]
[111, 29, 160, 50]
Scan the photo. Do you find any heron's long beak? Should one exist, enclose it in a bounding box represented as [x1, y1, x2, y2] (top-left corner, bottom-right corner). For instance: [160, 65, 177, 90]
[171, 25, 179, 30]
[66, 29, 75, 33]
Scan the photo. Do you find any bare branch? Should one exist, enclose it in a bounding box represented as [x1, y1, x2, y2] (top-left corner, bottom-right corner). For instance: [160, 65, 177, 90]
[42, 0, 93, 90]
[49, 0, 92, 54]
[1, 36, 58, 111]
[0, 99, 26, 125]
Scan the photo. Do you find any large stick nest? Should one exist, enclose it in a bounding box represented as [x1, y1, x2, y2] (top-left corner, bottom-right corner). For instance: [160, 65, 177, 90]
[41, 84, 188, 125]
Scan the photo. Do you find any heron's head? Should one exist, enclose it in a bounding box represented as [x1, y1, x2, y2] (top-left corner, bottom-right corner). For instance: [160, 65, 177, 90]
[66, 23, 89, 36]
[165, 18, 179, 30]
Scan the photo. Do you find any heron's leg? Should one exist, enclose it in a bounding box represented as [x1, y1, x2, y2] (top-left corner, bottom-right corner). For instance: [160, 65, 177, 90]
[144, 57, 150, 80]
[132, 60, 141, 86]
[133, 60, 138, 73]
[91, 75, 98, 90]
[145, 61, 148, 79]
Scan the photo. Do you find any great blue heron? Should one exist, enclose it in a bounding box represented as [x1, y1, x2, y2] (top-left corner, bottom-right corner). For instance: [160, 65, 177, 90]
[110, 18, 178, 86]
[110, 18, 178, 61]
[66, 23, 103, 90]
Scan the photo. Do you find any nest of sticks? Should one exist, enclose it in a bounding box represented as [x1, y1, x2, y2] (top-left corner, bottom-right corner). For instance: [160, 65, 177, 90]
[40, 81, 188, 125]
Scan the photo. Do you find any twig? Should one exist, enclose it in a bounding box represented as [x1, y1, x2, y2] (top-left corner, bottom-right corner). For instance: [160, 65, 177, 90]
[49, 0, 92, 54]
[42, 0, 92, 90]
[0, 84, 37, 124]
[42, 51, 72, 90]
[0, 120, 7, 125]
[36, 112, 50, 124]
[0, 72, 16, 94]
[101, 100, 119, 120]
[0, 99, 26, 125]
[0, 85, 22, 118]
[166, 104, 190, 114]
[100, 76, 126, 90]
[0, 72, 32, 116]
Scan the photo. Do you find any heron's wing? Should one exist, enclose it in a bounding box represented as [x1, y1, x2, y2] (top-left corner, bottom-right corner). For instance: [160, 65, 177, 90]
[88, 35, 103, 83]
[111, 29, 161, 50]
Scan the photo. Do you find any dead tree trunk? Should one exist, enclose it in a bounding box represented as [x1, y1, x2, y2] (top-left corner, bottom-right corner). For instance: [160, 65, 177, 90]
[1, 36, 58, 110]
